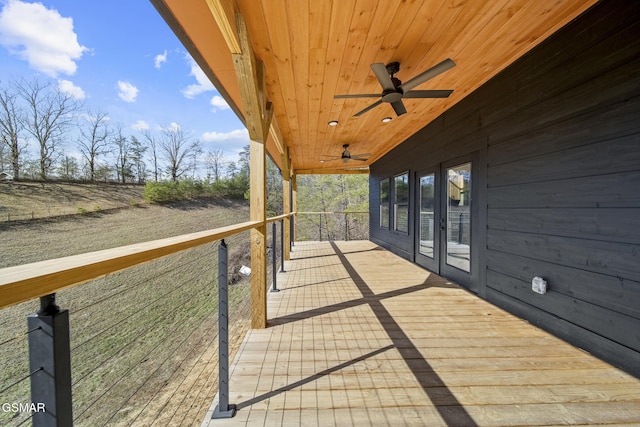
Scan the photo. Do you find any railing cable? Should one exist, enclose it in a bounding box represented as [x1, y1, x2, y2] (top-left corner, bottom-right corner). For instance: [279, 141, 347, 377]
[73, 264, 217, 423]
[0, 367, 43, 395]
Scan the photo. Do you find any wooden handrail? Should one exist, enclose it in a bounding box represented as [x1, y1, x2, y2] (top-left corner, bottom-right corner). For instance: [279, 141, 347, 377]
[265, 213, 291, 223]
[0, 211, 364, 310]
[0, 220, 260, 310]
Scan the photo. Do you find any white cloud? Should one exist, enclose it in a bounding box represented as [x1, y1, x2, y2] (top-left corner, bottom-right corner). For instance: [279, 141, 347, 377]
[164, 122, 181, 132]
[210, 95, 230, 111]
[154, 50, 167, 69]
[0, 0, 87, 77]
[117, 80, 138, 103]
[181, 55, 214, 98]
[58, 79, 85, 100]
[132, 120, 149, 131]
[201, 128, 248, 143]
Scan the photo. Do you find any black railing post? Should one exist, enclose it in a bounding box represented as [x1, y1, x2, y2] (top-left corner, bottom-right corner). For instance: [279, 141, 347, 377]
[345, 212, 348, 241]
[271, 222, 280, 292]
[28, 293, 73, 427]
[290, 214, 294, 250]
[280, 219, 285, 273]
[458, 213, 464, 244]
[213, 240, 236, 419]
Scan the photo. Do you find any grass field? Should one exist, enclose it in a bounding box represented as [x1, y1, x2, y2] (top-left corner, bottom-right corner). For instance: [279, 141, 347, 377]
[0, 182, 254, 426]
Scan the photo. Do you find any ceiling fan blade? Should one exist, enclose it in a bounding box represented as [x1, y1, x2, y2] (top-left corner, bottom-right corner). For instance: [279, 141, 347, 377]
[399, 58, 455, 93]
[351, 153, 372, 159]
[353, 100, 383, 117]
[403, 89, 453, 98]
[371, 63, 395, 91]
[350, 157, 368, 161]
[334, 94, 381, 99]
[391, 100, 407, 116]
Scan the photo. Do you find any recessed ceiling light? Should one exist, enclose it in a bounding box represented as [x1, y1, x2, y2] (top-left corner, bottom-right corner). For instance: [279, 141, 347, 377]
[382, 117, 392, 123]
[328, 120, 339, 126]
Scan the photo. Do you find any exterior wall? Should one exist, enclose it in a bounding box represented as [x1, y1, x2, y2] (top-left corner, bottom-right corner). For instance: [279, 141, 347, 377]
[369, 0, 640, 376]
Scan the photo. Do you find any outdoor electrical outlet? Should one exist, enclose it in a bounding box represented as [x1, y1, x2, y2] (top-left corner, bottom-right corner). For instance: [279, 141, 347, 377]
[532, 276, 547, 294]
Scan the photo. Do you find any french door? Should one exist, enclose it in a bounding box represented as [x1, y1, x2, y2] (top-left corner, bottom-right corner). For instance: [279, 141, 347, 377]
[415, 157, 474, 290]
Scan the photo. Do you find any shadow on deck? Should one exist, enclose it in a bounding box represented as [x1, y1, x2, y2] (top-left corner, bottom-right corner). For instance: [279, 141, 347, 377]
[203, 241, 640, 426]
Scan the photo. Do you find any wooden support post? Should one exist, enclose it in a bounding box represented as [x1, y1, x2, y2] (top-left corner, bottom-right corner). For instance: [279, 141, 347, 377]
[282, 147, 291, 260]
[229, 11, 272, 329]
[292, 173, 298, 243]
[250, 140, 267, 329]
[283, 175, 291, 260]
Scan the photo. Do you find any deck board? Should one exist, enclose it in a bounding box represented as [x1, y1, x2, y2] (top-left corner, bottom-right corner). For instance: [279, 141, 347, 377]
[202, 241, 640, 426]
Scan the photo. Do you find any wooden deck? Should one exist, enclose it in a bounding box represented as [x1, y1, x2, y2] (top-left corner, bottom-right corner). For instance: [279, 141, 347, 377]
[202, 241, 640, 426]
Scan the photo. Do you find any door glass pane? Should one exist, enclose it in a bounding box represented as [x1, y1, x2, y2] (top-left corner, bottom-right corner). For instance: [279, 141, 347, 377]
[394, 173, 409, 233]
[446, 163, 471, 272]
[380, 179, 389, 228]
[418, 174, 435, 258]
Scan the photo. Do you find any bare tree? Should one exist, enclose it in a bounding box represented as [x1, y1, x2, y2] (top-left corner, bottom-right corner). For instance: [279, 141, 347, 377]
[77, 109, 110, 181]
[57, 155, 80, 180]
[226, 161, 237, 178]
[94, 163, 113, 182]
[190, 144, 203, 179]
[114, 124, 139, 183]
[0, 143, 10, 174]
[17, 78, 81, 180]
[142, 130, 160, 181]
[0, 81, 26, 180]
[204, 148, 226, 182]
[160, 125, 201, 181]
[130, 136, 148, 184]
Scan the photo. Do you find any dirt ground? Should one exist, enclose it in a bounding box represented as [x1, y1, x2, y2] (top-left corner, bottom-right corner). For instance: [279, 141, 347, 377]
[0, 180, 147, 222]
[0, 183, 254, 426]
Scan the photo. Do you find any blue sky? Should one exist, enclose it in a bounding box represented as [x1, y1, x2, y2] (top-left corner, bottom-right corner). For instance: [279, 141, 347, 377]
[0, 0, 250, 164]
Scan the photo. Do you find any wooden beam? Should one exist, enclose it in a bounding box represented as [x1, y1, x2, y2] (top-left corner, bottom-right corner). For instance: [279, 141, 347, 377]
[232, 13, 269, 142]
[204, 0, 241, 54]
[296, 168, 370, 175]
[257, 59, 274, 139]
[269, 116, 285, 155]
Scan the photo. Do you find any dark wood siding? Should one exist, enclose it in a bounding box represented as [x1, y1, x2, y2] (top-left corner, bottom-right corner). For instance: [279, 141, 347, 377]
[369, 0, 640, 376]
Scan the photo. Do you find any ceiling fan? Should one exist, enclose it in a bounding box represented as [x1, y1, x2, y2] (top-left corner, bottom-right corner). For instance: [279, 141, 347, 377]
[335, 58, 455, 117]
[321, 144, 371, 163]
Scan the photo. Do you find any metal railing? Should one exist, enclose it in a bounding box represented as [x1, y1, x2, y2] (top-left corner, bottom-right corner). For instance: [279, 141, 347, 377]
[0, 213, 292, 426]
[0, 209, 371, 425]
[295, 211, 369, 241]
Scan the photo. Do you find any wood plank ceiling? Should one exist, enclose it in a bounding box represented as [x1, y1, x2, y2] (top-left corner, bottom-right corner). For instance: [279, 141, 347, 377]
[152, 0, 599, 173]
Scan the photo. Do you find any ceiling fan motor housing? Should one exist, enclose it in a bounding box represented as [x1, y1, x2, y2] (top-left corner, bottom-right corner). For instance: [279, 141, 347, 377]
[383, 65, 403, 102]
[382, 90, 403, 103]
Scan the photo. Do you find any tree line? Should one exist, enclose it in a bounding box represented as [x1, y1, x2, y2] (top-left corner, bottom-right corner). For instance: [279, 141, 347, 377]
[0, 76, 244, 184]
[296, 174, 369, 240]
[1, 76, 369, 234]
